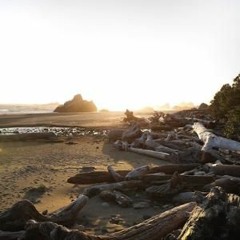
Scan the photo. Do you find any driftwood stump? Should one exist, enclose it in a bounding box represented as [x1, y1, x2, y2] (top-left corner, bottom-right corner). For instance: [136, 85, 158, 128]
[178, 186, 240, 239]
[0, 195, 88, 231]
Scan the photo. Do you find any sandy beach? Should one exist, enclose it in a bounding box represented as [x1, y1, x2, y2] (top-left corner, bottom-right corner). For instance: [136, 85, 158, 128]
[0, 111, 169, 235]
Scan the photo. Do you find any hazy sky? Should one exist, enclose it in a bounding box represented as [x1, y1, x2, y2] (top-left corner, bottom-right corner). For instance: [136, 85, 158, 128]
[0, 0, 240, 110]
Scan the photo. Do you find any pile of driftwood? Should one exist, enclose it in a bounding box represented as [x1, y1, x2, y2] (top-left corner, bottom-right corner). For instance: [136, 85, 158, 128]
[1, 110, 240, 239]
[110, 109, 240, 165]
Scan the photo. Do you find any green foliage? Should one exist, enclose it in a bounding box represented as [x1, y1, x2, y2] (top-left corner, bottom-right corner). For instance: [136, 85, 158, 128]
[210, 84, 232, 119]
[224, 106, 240, 139]
[210, 74, 240, 139]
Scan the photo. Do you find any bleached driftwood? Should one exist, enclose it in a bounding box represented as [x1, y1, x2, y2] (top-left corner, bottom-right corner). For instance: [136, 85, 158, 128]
[193, 122, 240, 152]
[129, 147, 170, 160]
[22, 202, 196, 240]
[114, 139, 171, 160]
[144, 132, 179, 154]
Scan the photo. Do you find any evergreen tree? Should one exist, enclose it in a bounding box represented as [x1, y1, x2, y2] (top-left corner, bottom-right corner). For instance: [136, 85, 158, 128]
[210, 74, 240, 139]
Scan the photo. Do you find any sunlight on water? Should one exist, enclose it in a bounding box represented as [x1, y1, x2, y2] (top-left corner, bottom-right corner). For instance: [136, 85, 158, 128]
[0, 127, 108, 137]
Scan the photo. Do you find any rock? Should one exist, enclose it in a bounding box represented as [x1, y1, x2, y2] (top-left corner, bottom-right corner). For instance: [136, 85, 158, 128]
[54, 94, 97, 112]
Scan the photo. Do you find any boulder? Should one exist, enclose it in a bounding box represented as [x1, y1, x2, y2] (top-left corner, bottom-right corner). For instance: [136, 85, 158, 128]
[54, 94, 97, 112]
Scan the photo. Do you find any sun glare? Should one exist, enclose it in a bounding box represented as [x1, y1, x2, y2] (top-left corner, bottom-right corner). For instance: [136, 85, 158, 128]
[0, 1, 239, 112]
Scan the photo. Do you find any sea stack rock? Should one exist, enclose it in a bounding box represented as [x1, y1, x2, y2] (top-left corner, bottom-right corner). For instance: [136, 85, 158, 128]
[54, 94, 97, 112]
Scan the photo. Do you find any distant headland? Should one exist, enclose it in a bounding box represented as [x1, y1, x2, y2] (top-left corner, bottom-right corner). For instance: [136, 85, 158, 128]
[54, 94, 97, 113]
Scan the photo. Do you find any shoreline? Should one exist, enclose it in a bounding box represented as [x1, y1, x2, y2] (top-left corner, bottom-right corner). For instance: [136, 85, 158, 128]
[0, 112, 169, 235]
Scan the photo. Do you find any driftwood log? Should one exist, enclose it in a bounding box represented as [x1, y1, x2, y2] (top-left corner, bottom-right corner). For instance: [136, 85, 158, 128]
[121, 123, 142, 143]
[193, 122, 240, 152]
[146, 172, 185, 198]
[150, 163, 200, 174]
[204, 175, 240, 194]
[99, 190, 133, 207]
[144, 172, 213, 199]
[22, 202, 196, 240]
[129, 147, 171, 160]
[210, 164, 240, 177]
[125, 165, 150, 179]
[144, 132, 179, 154]
[0, 194, 88, 231]
[82, 180, 143, 197]
[172, 191, 207, 204]
[107, 165, 125, 182]
[178, 186, 240, 239]
[67, 170, 129, 184]
[67, 164, 200, 184]
[143, 174, 215, 187]
[114, 139, 171, 160]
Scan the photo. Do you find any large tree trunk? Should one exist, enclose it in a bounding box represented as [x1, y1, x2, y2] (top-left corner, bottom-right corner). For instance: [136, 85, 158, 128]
[193, 122, 240, 152]
[22, 202, 196, 240]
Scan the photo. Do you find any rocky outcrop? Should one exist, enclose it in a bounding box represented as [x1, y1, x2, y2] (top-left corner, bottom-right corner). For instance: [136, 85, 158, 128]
[54, 94, 97, 113]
